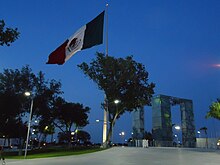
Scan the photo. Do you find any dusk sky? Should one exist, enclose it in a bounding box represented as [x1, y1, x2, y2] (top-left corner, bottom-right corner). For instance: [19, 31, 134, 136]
[1, 0, 220, 143]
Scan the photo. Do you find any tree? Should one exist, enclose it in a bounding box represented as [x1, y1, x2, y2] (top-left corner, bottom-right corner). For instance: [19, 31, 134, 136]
[206, 99, 220, 120]
[58, 130, 91, 145]
[58, 132, 70, 144]
[0, 66, 35, 148]
[0, 20, 20, 46]
[0, 93, 27, 149]
[30, 71, 62, 145]
[77, 130, 91, 144]
[0, 65, 36, 95]
[53, 98, 90, 145]
[78, 52, 155, 143]
[0, 65, 63, 152]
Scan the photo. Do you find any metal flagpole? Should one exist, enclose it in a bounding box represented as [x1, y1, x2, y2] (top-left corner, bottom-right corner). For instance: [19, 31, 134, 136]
[105, 3, 109, 56]
[102, 3, 109, 148]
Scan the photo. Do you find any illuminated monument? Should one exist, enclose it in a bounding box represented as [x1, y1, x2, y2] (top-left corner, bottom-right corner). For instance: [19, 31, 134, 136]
[151, 94, 196, 147]
[132, 94, 196, 148]
[132, 107, 145, 140]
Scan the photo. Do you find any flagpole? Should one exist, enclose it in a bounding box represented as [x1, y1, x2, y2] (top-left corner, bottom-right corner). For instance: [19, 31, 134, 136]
[102, 3, 109, 148]
[105, 3, 109, 56]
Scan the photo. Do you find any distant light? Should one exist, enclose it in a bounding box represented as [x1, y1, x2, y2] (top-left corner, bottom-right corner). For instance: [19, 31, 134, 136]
[24, 92, 31, 96]
[174, 134, 177, 137]
[197, 131, 200, 134]
[45, 126, 48, 130]
[121, 132, 125, 136]
[71, 132, 75, 135]
[131, 132, 133, 135]
[114, 99, 120, 104]
[96, 119, 100, 122]
[175, 126, 181, 130]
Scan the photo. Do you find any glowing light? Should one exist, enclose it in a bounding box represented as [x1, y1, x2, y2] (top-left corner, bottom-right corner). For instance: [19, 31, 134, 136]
[213, 64, 220, 68]
[114, 99, 120, 104]
[24, 92, 31, 96]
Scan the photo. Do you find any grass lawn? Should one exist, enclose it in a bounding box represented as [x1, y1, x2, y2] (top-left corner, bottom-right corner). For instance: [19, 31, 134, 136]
[4, 146, 106, 159]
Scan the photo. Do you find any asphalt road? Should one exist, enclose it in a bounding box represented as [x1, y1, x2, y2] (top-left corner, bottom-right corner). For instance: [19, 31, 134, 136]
[5, 147, 220, 165]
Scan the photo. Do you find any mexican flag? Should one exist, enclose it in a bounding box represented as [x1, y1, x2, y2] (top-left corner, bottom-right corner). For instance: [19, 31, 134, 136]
[47, 11, 104, 65]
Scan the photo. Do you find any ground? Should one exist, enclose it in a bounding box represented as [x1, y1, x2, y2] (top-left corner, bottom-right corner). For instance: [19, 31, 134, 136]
[4, 147, 220, 165]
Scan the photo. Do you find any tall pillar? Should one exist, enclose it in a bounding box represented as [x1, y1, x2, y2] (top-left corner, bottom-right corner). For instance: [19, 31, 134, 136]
[102, 109, 108, 146]
[180, 100, 196, 147]
[132, 107, 145, 141]
[152, 95, 173, 147]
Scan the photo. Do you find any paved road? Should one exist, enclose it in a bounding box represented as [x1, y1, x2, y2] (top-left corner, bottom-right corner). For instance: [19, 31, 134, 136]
[5, 147, 220, 165]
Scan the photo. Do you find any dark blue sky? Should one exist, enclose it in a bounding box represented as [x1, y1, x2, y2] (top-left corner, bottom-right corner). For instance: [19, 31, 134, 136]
[1, 0, 220, 143]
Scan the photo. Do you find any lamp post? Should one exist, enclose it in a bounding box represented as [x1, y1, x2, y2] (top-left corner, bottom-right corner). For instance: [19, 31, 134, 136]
[112, 99, 120, 145]
[174, 125, 181, 130]
[174, 125, 181, 145]
[119, 131, 125, 145]
[197, 131, 201, 138]
[24, 91, 34, 159]
[114, 99, 120, 104]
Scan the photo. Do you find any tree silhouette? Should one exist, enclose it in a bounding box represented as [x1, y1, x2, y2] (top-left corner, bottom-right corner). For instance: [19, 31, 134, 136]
[206, 99, 220, 120]
[53, 98, 90, 145]
[0, 20, 20, 46]
[78, 52, 155, 144]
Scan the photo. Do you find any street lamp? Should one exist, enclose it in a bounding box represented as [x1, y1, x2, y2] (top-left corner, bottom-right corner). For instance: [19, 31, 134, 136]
[24, 91, 34, 159]
[197, 131, 201, 138]
[174, 125, 181, 130]
[114, 99, 120, 104]
[111, 99, 120, 145]
[119, 131, 125, 145]
[174, 125, 181, 145]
